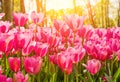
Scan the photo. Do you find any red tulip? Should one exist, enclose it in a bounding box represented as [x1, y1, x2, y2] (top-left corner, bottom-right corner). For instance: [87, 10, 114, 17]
[0, 21, 12, 33]
[31, 11, 44, 24]
[57, 53, 73, 75]
[23, 56, 42, 74]
[8, 57, 20, 72]
[13, 71, 28, 82]
[83, 59, 101, 75]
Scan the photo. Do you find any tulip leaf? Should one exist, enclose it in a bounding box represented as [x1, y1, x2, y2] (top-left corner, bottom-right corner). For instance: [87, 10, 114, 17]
[86, 71, 94, 82]
[113, 68, 120, 82]
[50, 73, 56, 82]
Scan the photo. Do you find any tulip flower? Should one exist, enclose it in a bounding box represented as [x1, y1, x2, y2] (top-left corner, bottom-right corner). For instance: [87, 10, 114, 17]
[83, 59, 101, 75]
[31, 11, 44, 24]
[0, 21, 12, 33]
[57, 53, 73, 75]
[35, 42, 48, 57]
[67, 46, 85, 63]
[64, 14, 84, 32]
[8, 57, 20, 72]
[13, 12, 28, 27]
[49, 54, 57, 65]
[22, 41, 36, 56]
[54, 19, 64, 32]
[0, 74, 12, 82]
[60, 23, 72, 38]
[13, 71, 28, 82]
[47, 35, 60, 47]
[14, 32, 32, 51]
[0, 34, 14, 55]
[78, 25, 93, 39]
[23, 56, 42, 74]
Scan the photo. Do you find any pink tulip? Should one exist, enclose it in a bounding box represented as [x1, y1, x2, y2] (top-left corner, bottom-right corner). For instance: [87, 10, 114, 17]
[60, 23, 72, 38]
[24, 56, 42, 74]
[0, 34, 14, 54]
[0, 21, 12, 33]
[54, 20, 63, 32]
[13, 12, 28, 26]
[47, 35, 60, 47]
[0, 74, 12, 82]
[14, 32, 32, 51]
[78, 25, 93, 39]
[22, 41, 36, 56]
[57, 53, 73, 75]
[49, 54, 57, 65]
[13, 71, 28, 82]
[31, 11, 44, 24]
[83, 59, 101, 75]
[35, 42, 48, 57]
[68, 46, 85, 63]
[64, 14, 84, 32]
[8, 57, 20, 72]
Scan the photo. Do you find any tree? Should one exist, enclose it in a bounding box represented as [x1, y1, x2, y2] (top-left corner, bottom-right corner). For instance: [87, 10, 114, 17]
[86, 0, 96, 28]
[20, 0, 25, 13]
[3, 0, 13, 21]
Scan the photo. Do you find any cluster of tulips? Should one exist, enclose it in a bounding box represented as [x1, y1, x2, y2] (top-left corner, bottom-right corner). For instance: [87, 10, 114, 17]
[0, 11, 120, 82]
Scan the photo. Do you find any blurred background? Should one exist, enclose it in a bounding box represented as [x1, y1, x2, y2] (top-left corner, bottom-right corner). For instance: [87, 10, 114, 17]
[0, 0, 120, 28]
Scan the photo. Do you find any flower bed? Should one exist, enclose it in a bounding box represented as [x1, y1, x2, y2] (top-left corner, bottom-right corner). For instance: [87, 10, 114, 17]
[0, 12, 120, 82]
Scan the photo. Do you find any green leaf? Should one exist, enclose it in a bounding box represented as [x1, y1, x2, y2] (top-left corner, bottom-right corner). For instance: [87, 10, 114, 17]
[86, 71, 94, 82]
[50, 73, 56, 82]
[113, 68, 120, 82]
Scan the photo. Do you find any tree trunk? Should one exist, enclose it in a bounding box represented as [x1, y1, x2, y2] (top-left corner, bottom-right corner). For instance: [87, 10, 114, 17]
[87, 0, 96, 28]
[36, 0, 40, 12]
[3, 0, 13, 21]
[20, 0, 25, 13]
